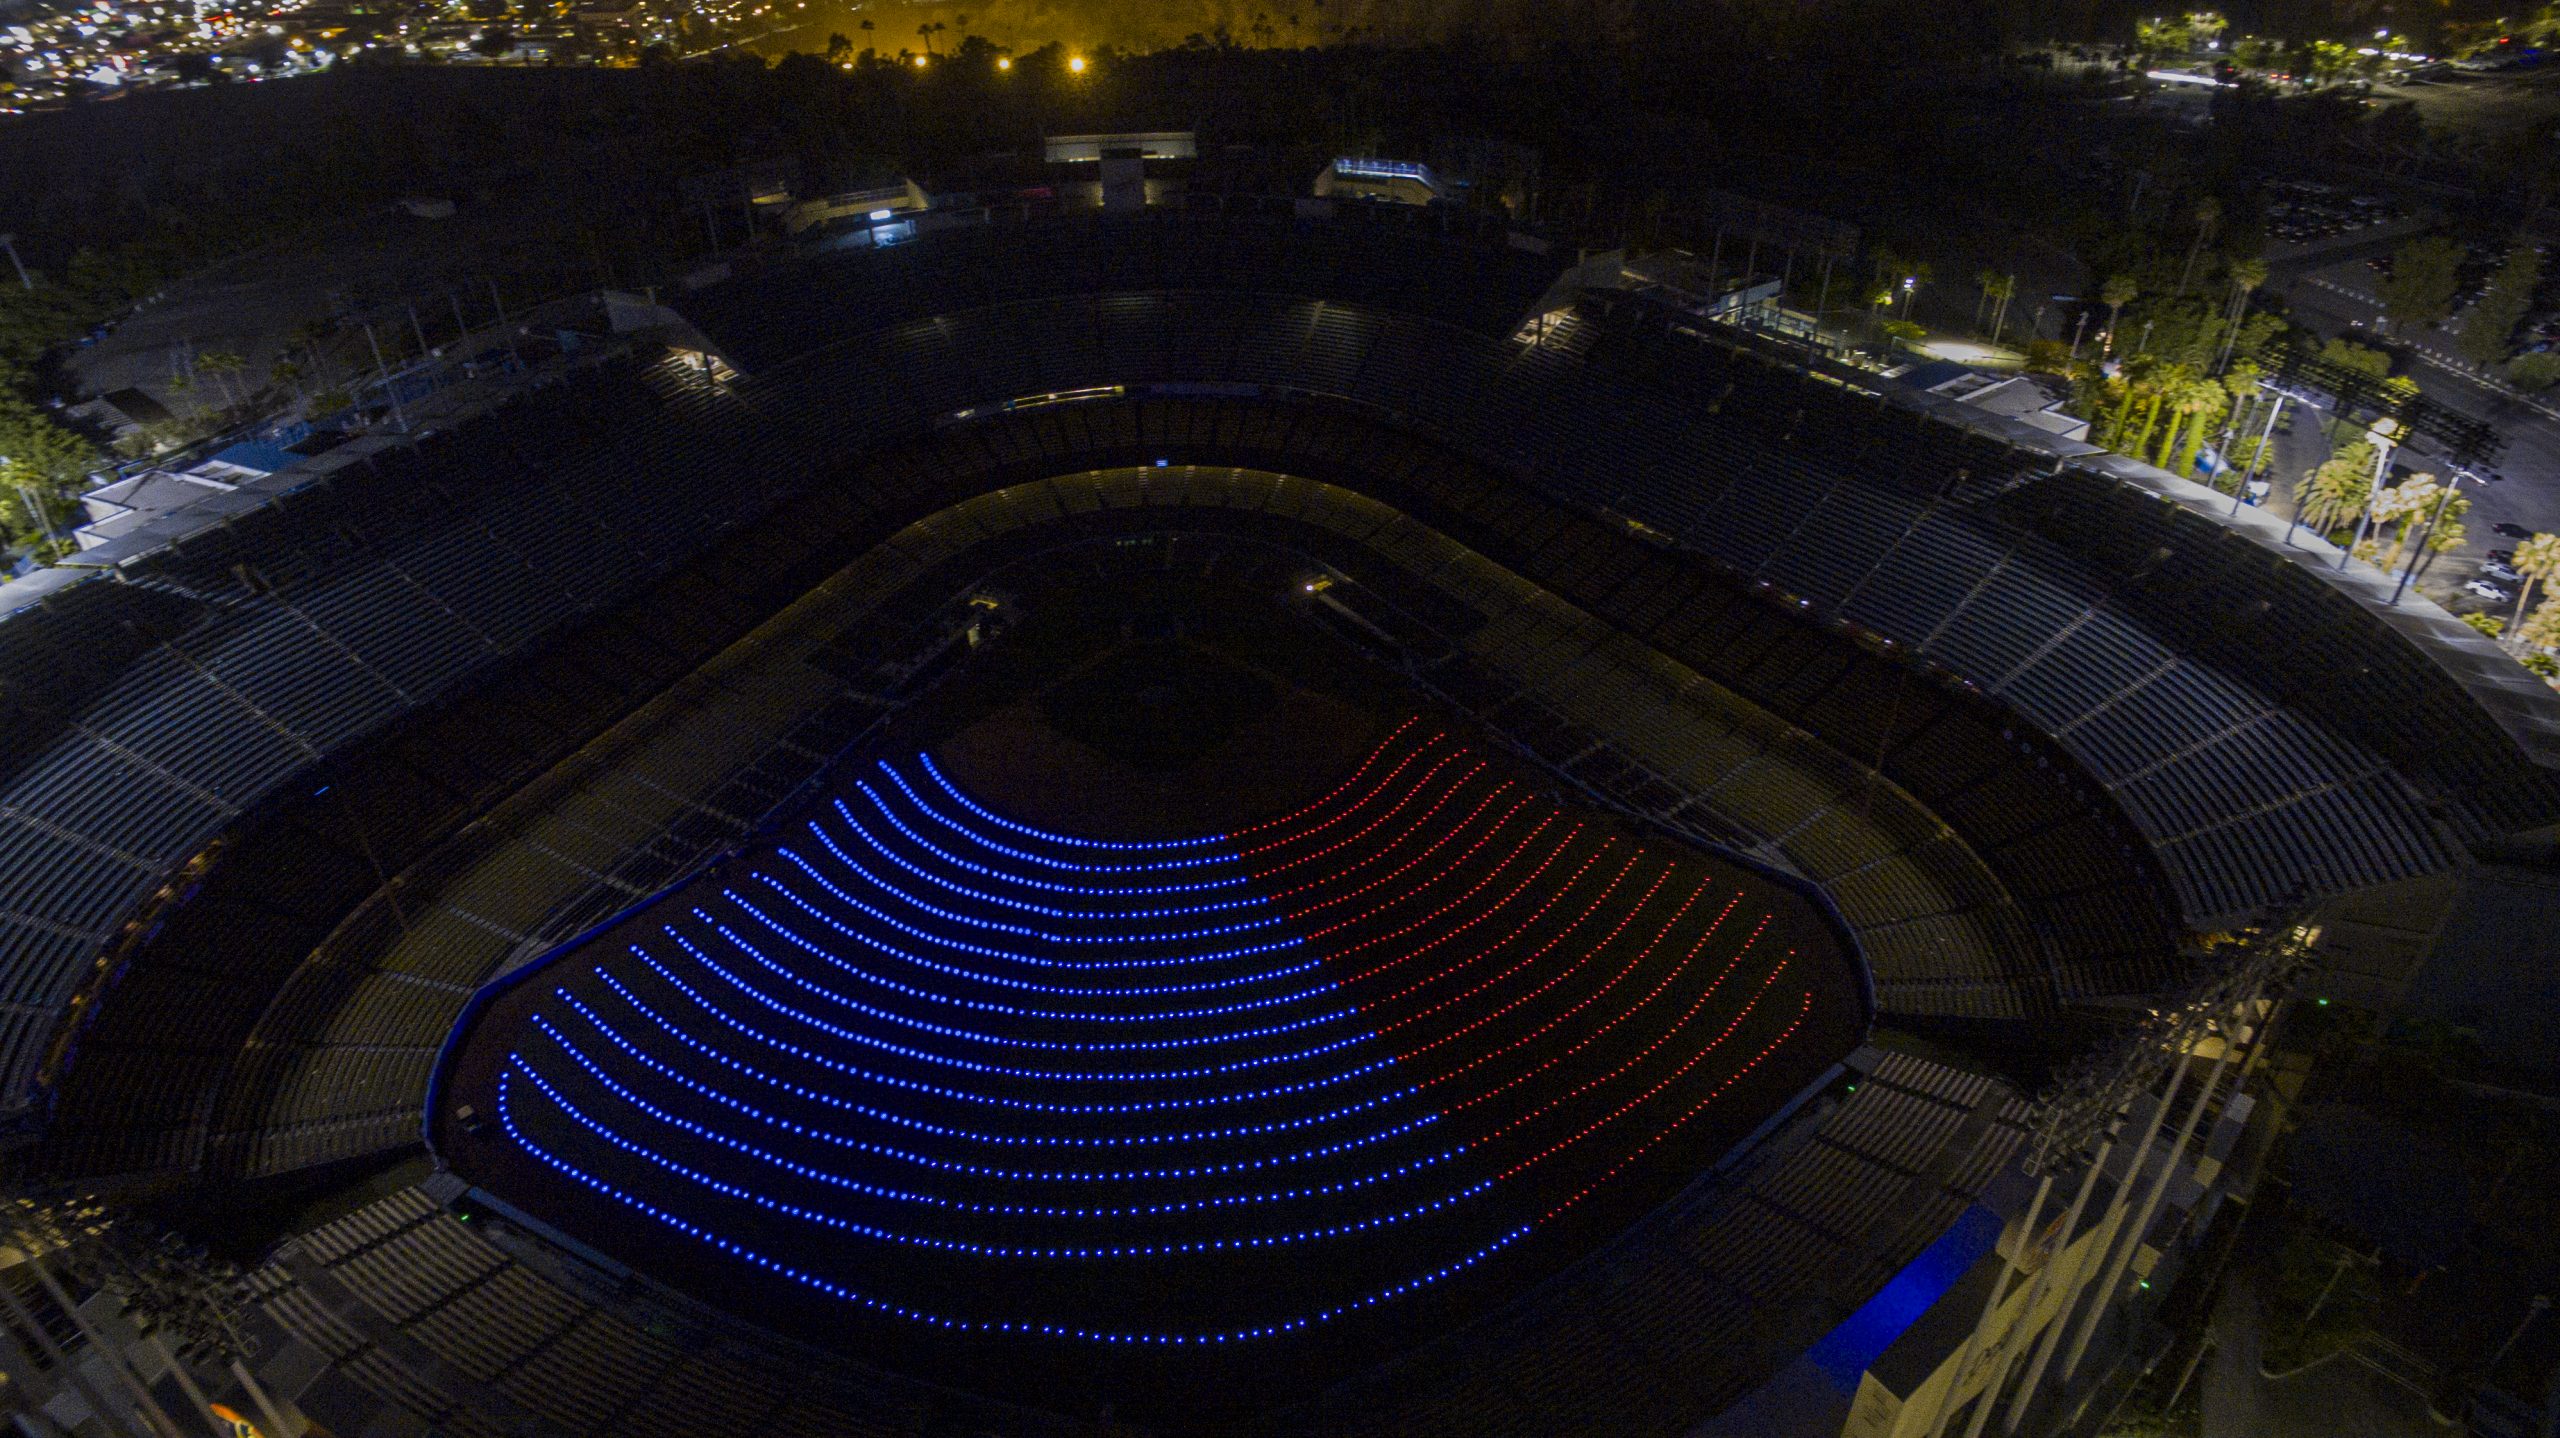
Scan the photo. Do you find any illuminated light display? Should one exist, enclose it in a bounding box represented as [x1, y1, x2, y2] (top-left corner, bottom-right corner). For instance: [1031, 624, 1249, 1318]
[447, 721, 1851, 1363]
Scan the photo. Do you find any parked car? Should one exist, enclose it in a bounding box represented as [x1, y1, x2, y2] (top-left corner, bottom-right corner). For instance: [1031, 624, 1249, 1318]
[2494, 522, 2536, 539]
[2488, 549, 2515, 564]
[2483, 561, 2525, 583]
[2463, 579, 2513, 602]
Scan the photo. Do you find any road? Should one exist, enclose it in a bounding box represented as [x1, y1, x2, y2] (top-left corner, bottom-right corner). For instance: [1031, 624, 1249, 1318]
[2201, 1270, 2451, 1438]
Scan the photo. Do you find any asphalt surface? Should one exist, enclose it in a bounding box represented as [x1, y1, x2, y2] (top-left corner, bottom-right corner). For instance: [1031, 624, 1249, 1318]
[2202, 1271, 2450, 1438]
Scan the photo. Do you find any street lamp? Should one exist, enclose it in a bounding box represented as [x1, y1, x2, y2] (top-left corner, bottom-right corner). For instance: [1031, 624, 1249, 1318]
[1067, 53, 1086, 73]
[2255, 381, 2326, 547]
[2339, 416, 2400, 574]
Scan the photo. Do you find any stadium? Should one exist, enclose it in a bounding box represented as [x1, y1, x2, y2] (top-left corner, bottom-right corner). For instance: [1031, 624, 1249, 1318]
[4, 198, 2557, 1438]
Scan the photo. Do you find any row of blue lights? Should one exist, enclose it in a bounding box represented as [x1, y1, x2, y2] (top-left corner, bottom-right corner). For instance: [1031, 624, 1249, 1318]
[917, 753, 1231, 851]
[784, 831, 1288, 945]
[626, 948, 1407, 1115]
[880, 765, 1239, 873]
[518, 1035, 1471, 1219]
[737, 884, 1338, 1002]
[748, 832, 1305, 971]
[584, 978, 1437, 1147]
[498, 1069, 1537, 1347]
[511, 1058, 1496, 1256]
[830, 747, 1491, 923]
[844, 787, 1251, 897]
[681, 915, 1377, 1059]
[558, 990, 1447, 1178]
[718, 888, 1349, 1024]
[819, 796, 1273, 918]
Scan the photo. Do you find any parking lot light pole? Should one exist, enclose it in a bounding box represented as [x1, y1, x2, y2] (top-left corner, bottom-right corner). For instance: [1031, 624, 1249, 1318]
[2391, 467, 2492, 607]
[2339, 421, 2398, 573]
[2257, 382, 2324, 548]
[2230, 388, 2290, 517]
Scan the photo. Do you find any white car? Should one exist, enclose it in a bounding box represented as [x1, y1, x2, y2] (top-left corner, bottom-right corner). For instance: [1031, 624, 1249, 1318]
[2482, 561, 2524, 584]
[2462, 580, 2512, 603]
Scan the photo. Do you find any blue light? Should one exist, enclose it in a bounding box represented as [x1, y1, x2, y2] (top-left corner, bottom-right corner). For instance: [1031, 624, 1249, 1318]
[553, 991, 1444, 1176]
[468, 726, 1831, 1355]
[626, 945, 1407, 1111]
[846, 786, 1252, 895]
[580, 977, 1439, 1147]
[498, 1069, 1536, 1345]
[815, 798, 1272, 917]
[886, 763, 1233, 871]
[918, 752, 1230, 851]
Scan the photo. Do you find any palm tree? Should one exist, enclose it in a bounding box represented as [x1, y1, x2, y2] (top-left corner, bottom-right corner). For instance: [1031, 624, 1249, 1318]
[2217, 256, 2269, 372]
[2371, 474, 2441, 571]
[2165, 375, 2225, 476]
[2178, 195, 2222, 295]
[916, 20, 943, 54]
[1974, 267, 2002, 333]
[2127, 362, 2190, 460]
[2100, 274, 2139, 357]
[2299, 442, 2377, 534]
[1989, 274, 2020, 345]
[2102, 355, 2158, 449]
[2510, 533, 2560, 637]
[2520, 599, 2560, 654]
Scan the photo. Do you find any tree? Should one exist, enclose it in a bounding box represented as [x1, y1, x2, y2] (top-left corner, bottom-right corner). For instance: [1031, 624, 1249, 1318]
[198, 350, 247, 409]
[2299, 440, 2376, 534]
[1974, 267, 2002, 333]
[2509, 533, 2560, 638]
[2458, 244, 2542, 368]
[1988, 274, 2019, 345]
[2156, 372, 2224, 474]
[2178, 195, 2222, 295]
[824, 31, 853, 64]
[2318, 337, 2392, 379]
[2372, 474, 2453, 572]
[2100, 274, 2139, 357]
[2218, 256, 2268, 372]
[2378, 236, 2463, 333]
[2463, 611, 2506, 639]
[2519, 600, 2560, 654]
[2511, 353, 2560, 392]
[2125, 360, 2180, 459]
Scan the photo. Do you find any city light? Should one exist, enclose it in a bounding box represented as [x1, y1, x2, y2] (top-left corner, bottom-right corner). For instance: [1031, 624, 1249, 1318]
[1067, 53, 1086, 72]
[997, 54, 1011, 69]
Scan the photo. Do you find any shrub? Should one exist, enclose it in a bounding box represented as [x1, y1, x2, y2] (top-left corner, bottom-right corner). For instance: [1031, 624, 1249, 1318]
[2511, 352, 2560, 391]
